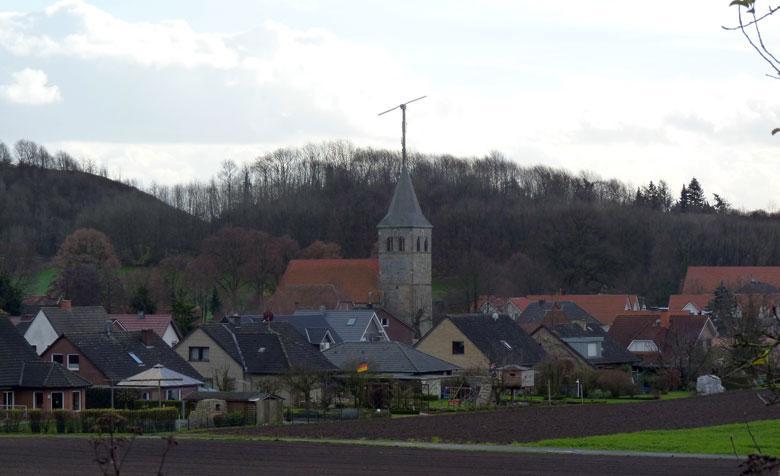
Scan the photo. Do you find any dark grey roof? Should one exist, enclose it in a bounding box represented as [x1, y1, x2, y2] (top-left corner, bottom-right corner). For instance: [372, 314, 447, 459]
[0, 317, 89, 389]
[293, 310, 387, 343]
[519, 301, 603, 328]
[324, 342, 459, 375]
[377, 167, 432, 229]
[198, 322, 337, 375]
[536, 323, 639, 366]
[40, 306, 110, 335]
[272, 314, 342, 344]
[14, 320, 32, 336]
[185, 390, 283, 402]
[445, 314, 546, 367]
[64, 330, 202, 382]
[19, 361, 91, 388]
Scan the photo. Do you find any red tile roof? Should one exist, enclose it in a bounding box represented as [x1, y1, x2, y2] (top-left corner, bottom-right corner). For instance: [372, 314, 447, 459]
[681, 266, 780, 293]
[526, 294, 640, 327]
[266, 284, 353, 314]
[277, 259, 380, 305]
[667, 294, 714, 314]
[507, 297, 531, 314]
[110, 314, 176, 338]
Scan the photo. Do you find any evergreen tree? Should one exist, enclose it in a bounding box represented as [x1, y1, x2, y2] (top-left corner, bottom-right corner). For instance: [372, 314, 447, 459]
[0, 275, 23, 315]
[209, 287, 222, 320]
[678, 184, 689, 211]
[129, 284, 157, 314]
[686, 177, 707, 211]
[707, 283, 738, 335]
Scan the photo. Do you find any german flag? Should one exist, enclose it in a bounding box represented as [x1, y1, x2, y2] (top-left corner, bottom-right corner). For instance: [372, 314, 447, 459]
[356, 362, 369, 373]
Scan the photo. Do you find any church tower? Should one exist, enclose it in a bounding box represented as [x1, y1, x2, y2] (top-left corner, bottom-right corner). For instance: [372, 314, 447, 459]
[378, 165, 433, 338]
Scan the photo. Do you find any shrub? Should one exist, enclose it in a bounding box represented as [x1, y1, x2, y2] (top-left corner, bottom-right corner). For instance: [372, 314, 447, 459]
[81, 408, 179, 433]
[28, 409, 43, 433]
[594, 370, 637, 398]
[212, 414, 226, 427]
[226, 411, 246, 427]
[52, 410, 75, 433]
[1, 410, 24, 433]
[587, 388, 610, 399]
[650, 369, 682, 394]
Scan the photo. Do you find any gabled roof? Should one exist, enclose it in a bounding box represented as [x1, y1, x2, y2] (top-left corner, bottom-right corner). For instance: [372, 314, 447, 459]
[277, 259, 380, 305]
[61, 330, 202, 382]
[519, 301, 603, 331]
[38, 306, 111, 335]
[293, 309, 389, 343]
[608, 313, 713, 359]
[533, 322, 639, 366]
[526, 295, 640, 327]
[272, 314, 342, 345]
[0, 317, 89, 389]
[667, 294, 714, 313]
[682, 266, 780, 294]
[323, 342, 459, 375]
[185, 391, 283, 402]
[198, 322, 337, 375]
[444, 314, 545, 367]
[110, 314, 179, 339]
[377, 166, 432, 229]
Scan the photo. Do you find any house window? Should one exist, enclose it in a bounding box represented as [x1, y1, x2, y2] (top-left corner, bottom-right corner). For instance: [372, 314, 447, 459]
[3, 391, 14, 408]
[67, 354, 80, 371]
[51, 392, 64, 410]
[628, 340, 659, 352]
[398, 237, 405, 251]
[452, 341, 465, 355]
[203, 378, 214, 388]
[424, 238, 428, 252]
[141, 392, 150, 401]
[72, 391, 81, 411]
[52, 354, 64, 365]
[188, 347, 209, 362]
[128, 352, 144, 365]
[386, 237, 393, 252]
[346, 318, 357, 326]
[500, 340, 512, 350]
[34, 392, 43, 409]
[319, 342, 331, 352]
[381, 317, 389, 327]
[416, 236, 421, 252]
[587, 343, 598, 357]
[165, 389, 180, 401]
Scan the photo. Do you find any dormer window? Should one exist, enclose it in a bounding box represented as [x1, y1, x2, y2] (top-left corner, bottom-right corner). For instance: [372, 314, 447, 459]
[386, 237, 393, 252]
[398, 237, 405, 251]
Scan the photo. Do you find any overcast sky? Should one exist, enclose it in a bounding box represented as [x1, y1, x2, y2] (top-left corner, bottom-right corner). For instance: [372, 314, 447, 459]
[1, 0, 779, 209]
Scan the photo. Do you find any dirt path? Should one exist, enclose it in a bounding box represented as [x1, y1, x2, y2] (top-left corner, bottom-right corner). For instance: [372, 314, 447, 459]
[0, 437, 740, 475]
[222, 390, 780, 444]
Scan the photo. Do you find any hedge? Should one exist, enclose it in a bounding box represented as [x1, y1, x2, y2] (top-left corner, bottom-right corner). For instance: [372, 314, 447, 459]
[0, 408, 179, 434]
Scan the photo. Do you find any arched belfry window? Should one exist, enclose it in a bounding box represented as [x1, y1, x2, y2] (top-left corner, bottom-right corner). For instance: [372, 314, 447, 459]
[416, 236, 421, 252]
[398, 237, 405, 252]
[424, 238, 428, 252]
[386, 237, 393, 252]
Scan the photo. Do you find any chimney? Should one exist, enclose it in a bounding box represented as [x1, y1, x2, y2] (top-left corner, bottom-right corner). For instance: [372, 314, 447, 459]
[140, 328, 155, 346]
[60, 299, 72, 310]
[104, 320, 113, 336]
[137, 310, 145, 320]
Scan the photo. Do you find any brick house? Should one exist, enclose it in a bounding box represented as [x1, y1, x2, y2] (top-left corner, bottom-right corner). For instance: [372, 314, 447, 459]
[0, 317, 90, 411]
[41, 328, 202, 401]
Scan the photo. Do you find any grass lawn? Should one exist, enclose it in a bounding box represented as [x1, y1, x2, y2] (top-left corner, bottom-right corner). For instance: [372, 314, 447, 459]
[28, 267, 57, 295]
[520, 420, 780, 456]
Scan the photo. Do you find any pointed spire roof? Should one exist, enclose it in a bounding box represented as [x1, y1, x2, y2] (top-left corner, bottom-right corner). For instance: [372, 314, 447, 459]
[377, 166, 432, 229]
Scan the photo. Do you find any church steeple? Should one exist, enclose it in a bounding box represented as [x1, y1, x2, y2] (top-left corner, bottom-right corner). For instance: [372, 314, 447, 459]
[377, 166, 432, 229]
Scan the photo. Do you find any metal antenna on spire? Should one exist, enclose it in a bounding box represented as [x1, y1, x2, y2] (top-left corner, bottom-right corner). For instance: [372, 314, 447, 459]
[378, 95, 426, 170]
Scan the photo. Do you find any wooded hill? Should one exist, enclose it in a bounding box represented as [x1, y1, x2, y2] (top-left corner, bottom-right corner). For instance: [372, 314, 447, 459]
[3, 139, 780, 307]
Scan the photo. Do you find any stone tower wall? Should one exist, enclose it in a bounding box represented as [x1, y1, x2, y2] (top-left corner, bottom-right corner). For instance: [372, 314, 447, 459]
[378, 227, 432, 336]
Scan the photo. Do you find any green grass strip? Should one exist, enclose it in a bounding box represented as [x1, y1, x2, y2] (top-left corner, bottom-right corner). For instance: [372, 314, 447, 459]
[519, 420, 780, 456]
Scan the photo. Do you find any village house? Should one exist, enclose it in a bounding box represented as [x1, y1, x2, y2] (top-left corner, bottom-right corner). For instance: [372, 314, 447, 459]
[40, 328, 202, 402]
[23, 301, 118, 354]
[518, 300, 604, 332]
[175, 321, 336, 398]
[667, 294, 714, 315]
[608, 312, 718, 380]
[415, 314, 545, 372]
[0, 317, 90, 411]
[525, 305, 639, 370]
[110, 312, 182, 347]
[323, 341, 459, 397]
[526, 294, 642, 330]
[681, 266, 780, 294]
[477, 296, 531, 321]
